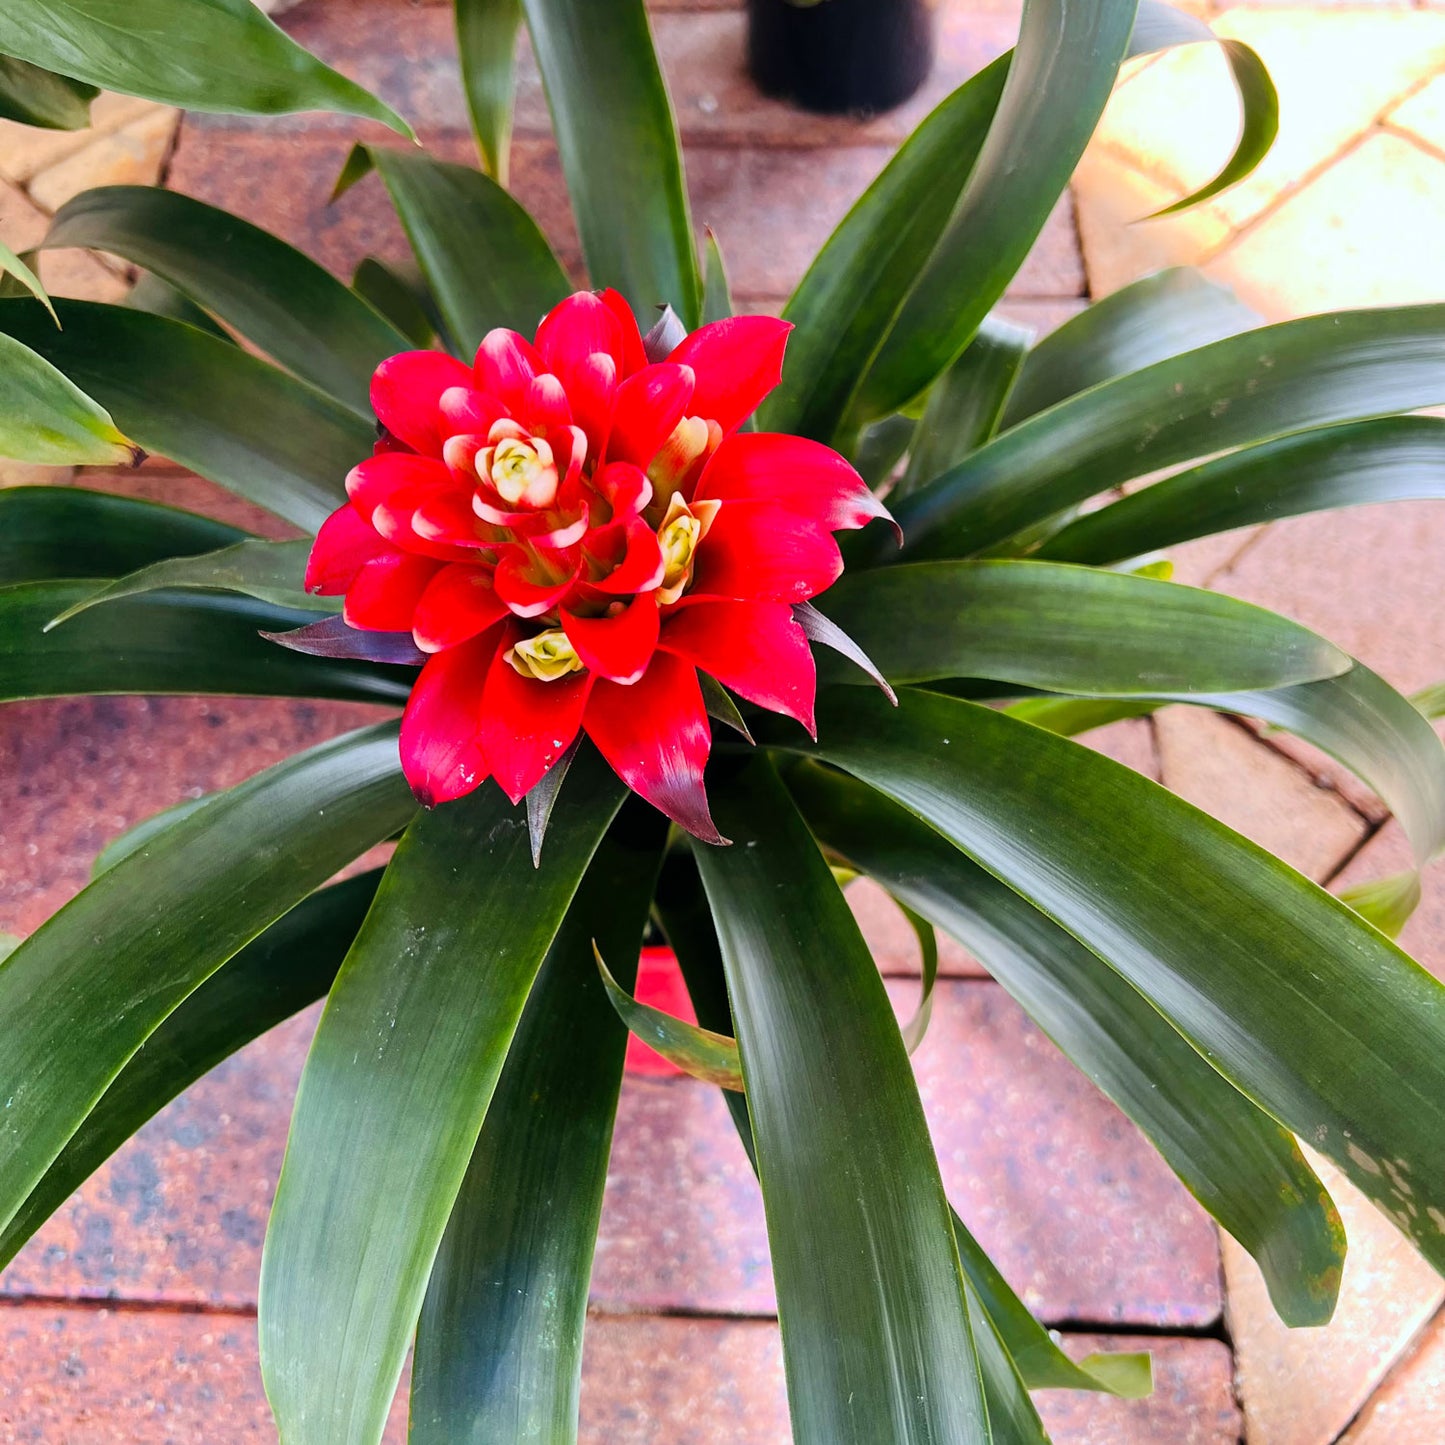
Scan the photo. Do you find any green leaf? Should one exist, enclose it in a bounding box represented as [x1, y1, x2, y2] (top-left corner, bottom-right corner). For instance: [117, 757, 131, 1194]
[410, 805, 665, 1443]
[0, 299, 372, 531]
[44, 187, 411, 414]
[853, 413, 916, 489]
[1003, 695, 1160, 736]
[793, 760, 1347, 1328]
[1128, 0, 1278, 216]
[701, 229, 734, 326]
[0, 236, 55, 323]
[896, 316, 1032, 499]
[520, 0, 701, 325]
[0, 0, 408, 131]
[595, 943, 744, 1089]
[260, 753, 624, 1445]
[45, 538, 333, 631]
[759, 55, 1010, 444]
[964, 1285, 1050, 1445]
[851, 0, 1139, 423]
[1338, 871, 1422, 941]
[0, 484, 242, 583]
[0, 581, 412, 704]
[0, 56, 96, 129]
[351, 257, 435, 348]
[692, 756, 988, 1445]
[0, 330, 138, 466]
[954, 1206, 1153, 1397]
[126, 272, 234, 341]
[92, 794, 219, 878]
[1412, 680, 1445, 722]
[0, 870, 381, 1270]
[456, 0, 521, 183]
[354, 145, 570, 357]
[1206, 663, 1445, 863]
[789, 687, 1445, 1279]
[818, 560, 1349, 695]
[1002, 268, 1258, 430]
[891, 304, 1445, 560]
[0, 721, 413, 1241]
[1040, 416, 1445, 566]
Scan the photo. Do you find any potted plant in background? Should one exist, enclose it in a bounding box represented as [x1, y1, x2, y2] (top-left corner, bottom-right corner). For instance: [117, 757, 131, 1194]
[0, 0, 1444, 1441]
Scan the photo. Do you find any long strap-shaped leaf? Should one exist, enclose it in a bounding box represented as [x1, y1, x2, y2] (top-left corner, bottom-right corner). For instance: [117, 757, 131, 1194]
[656, 849, 1131, 1415]
[350, 146, 571, 357]
[785, 689, 1445, 1277]
[0, 581, 411, 704]
[0, 723, 414, 1240]
[0, 0, 407, 130]
[817, 560, 1348, 695]
[759, 56, 1010, 445]
[456, 0, 522, 184]
[850, 0, 1139, 423]
[0, 330, 138, 467]
[0, 55, 95, 129]
[0, 870, 382, 1270]
[410, 804, 666, 1444]
[520, 0, 701, 325]
[890, 304, 1445, 560]
[0, 485, 242, 584]
[791, 762, 1346, 1326]
[692, 756, 988, 1445]
[43, 188, 412, 416]
[1001, 268, 1260, 430]
[1039, 416, 1445, 566]
[260, 752, 624, 1445]
[0, 299, 372, 532]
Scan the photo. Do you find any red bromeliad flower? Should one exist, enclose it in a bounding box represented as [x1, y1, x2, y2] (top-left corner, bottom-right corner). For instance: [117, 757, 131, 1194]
[299, 289, 889, 843]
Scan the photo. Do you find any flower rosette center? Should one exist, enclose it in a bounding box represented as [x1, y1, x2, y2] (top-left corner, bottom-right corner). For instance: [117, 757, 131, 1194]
[298, 289, 894, 842]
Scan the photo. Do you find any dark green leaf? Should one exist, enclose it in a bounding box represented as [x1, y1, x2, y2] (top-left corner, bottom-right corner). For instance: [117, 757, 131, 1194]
[852, 0, 1139, 422]
[0, 330, 138, 466]
[92, 794, 219, 878]
[356, 146, 570, 356]
[1128, 1, 1278, 216]
[702, 230, 734, 326]
[853, 413, 916, 489]
[1039, 416, 1445, 566]
[759, 56, 1010, 444]
[0, 299, 372, 531]
[794, 760, 1347, 1327]
[595, 943, 743, 1089]
[897, 315, 1031, 499]
[1206, 663, 1445, 863]
[693, 756, 987, 1444]
[819, 560, 1348, 694]
[790, 687, 1445, 1279]
[1002, 268, 1258, 430]
[45, 538, 332, 630]
[0, 581, 412, 704]
[891, 304, 1445, 560]
[0, 722, 413, 1240]
[456, 0, 521, 183]
[352, 257, 435, 348]
[0, 56, 95, 129]
[0, 485, 242, 583]
[410, 805, 664, 1443]
[520, 0, 701, 324]
[0, 0, 408, 131]
[260, 754, 624, 1444]
[44, 187, 411, 414]
[126, 272, 234, 341]
[0, 870, 381, 1269]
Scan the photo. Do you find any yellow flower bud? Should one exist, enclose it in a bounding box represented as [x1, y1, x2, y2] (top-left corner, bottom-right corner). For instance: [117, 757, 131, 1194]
[506, 628, 584, 682]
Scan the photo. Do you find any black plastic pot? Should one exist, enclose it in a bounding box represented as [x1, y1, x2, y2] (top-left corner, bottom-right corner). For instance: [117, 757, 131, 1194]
[746, 0, 937, 116]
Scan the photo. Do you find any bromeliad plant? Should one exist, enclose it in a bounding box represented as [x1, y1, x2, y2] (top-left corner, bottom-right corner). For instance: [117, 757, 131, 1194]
[2, 0, 1445, 1440]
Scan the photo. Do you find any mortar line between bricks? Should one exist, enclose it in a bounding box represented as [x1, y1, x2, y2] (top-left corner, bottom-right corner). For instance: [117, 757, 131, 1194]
[1320, 815, 1389, 889]
[0, 1293, 257, 1319]
[1380, 118, 1445, 167]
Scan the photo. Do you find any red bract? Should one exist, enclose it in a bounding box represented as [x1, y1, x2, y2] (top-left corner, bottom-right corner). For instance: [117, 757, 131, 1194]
[303, 290, 889, 842]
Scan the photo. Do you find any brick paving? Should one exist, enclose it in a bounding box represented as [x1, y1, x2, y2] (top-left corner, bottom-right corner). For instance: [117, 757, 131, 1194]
[1, 0, 1443, 1437]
